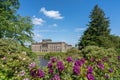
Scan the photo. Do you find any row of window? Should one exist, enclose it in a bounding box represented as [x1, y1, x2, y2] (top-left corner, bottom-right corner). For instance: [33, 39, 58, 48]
[40, 46, 62, 49]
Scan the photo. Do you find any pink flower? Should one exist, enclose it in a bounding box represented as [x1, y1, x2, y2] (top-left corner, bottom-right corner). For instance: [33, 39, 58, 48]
[19, 70, 25, 76]
[52, 74, 60, 80]
[23, 78, 30, 80]
[1, 57, 6, 60]
[29, 62, 36, 69]
[98, 62, 104, 70]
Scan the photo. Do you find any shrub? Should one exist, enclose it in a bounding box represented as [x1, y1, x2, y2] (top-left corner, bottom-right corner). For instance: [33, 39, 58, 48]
[44, 52, 65, 60]
[0, 39, 32, 80]
[80, 46, 120, 78]
[29, 54, 120, 80]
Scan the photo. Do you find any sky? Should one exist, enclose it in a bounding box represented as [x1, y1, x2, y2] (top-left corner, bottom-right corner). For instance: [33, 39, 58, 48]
[18, 0, 120, 46]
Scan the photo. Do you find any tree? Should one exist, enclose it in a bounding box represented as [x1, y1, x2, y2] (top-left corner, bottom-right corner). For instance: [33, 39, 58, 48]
[78, 5, 110, 49]
[0, 0, 33, 46]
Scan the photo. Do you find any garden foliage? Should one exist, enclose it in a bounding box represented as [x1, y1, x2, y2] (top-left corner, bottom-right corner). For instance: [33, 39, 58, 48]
[0, 39, 32, 80]
[28, 46, 120, 80]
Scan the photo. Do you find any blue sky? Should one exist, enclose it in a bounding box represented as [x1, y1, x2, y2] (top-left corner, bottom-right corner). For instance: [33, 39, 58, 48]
[18, 0, 120, 46]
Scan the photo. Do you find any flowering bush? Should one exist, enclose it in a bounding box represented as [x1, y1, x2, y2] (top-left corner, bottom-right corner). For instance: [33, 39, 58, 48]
[0, 39, 120, 80]
[27, 46, 120, 80]
[81, 46, 120, 78]
[28, 55, 120, 80]
[0, 39, 32, 80]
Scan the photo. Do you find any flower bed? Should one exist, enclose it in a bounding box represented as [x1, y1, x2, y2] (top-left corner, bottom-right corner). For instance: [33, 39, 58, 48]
[27, 55, 120, 80]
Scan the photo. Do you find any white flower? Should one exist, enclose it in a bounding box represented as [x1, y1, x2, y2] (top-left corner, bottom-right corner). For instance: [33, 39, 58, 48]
[22, 51, 27, 55]
[22, 58, 26, 61]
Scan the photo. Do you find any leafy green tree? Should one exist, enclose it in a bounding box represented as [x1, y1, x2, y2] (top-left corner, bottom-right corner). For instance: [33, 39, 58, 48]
[78, 5, 110, 49]
[0, 0, 33, 46]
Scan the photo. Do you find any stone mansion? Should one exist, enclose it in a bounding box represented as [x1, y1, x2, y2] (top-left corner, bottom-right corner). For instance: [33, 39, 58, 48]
[31, 39, 72, 52]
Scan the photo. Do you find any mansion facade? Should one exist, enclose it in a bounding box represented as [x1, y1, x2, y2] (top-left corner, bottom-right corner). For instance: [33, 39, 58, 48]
[31, 39, 72, 52]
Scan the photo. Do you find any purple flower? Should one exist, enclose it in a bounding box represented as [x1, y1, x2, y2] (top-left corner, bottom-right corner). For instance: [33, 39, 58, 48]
[74, 60, 82, 66]
[102, 57, 108, 62]
[109, 68, 113, 73]
[52, 74, 60, 80]
[66, 56, 72, 62]
[50, 57, 57, 63]
[87, 66, 93, 74]
[29, 62, 36, 69]
[57, 61, 64, 72]
[105, 74, 109, 79]
[73, 65, 80, 75]
[118, 55, 120, 60]
[80, 58, 85, 64]
[30, 69, 44, 78]
[30, 69, 37, 77]
[19, 70, 25, 76]
[74, 58, 85, 67]
[47, 61, 52, 68]
[90, 57, 95, 62]
[87, 73, 94, 80]
[48, 68, 53, 74]
[37, 69, 44, 78]
[98, 62, 104, 70]
[87, 66, 94, 80]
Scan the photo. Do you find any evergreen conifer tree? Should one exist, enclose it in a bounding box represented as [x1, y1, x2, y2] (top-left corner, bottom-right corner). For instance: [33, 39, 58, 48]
[78, 5, 110, 49]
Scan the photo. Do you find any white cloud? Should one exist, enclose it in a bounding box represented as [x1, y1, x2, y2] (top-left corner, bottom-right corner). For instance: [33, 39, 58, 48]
[39, 29, 67, 33]
[39, 30, 51, 32]
[49, 23, 58, 28]
[32, 16, 45, 26]
[74, 28, 86, 32]
[40, 7, 64, 19]
[33, 33, 43, 42]
[52, 23, 58, 27]
[34, 33, 42, 38]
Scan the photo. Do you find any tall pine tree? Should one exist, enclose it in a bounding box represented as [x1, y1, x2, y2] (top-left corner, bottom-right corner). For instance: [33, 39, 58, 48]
[78, 5, 111, 49]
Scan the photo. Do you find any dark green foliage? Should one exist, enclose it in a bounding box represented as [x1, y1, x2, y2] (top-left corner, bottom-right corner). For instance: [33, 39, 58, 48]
[78, 5, 110, 49]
